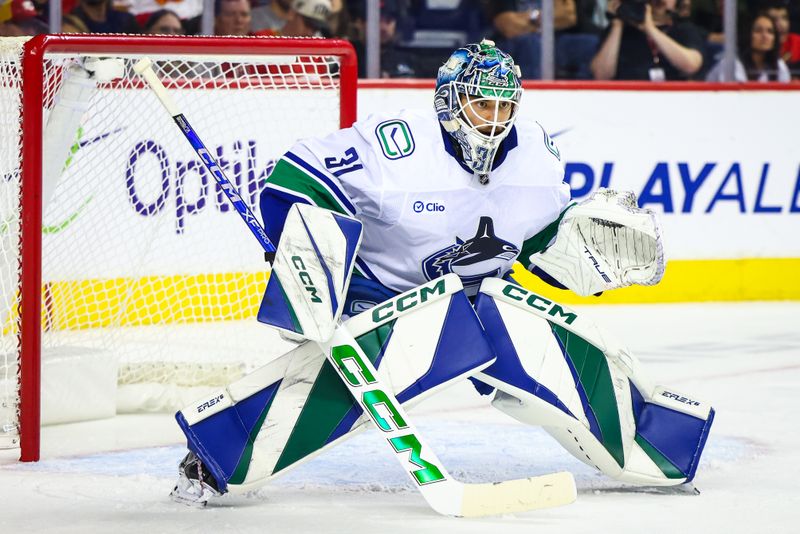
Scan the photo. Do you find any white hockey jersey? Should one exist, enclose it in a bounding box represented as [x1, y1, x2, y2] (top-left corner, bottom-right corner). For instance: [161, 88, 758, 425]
[264, 109, 570, 295]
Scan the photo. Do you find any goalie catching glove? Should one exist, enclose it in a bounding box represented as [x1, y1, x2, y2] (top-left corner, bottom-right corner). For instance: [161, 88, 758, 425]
[528, 189, 665, 297]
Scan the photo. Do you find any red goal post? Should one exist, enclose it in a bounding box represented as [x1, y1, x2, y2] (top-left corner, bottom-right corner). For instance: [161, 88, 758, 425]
[1, 35, 357, 462]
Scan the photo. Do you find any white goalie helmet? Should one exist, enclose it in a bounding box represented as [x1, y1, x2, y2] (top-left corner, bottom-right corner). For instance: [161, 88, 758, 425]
[434, 39, 523, 183]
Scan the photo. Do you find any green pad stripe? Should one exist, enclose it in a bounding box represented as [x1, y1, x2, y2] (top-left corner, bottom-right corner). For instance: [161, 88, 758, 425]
[551, 324, 625, 467]
[266, 159, 349, 215]
[272, 359, 353, 473]
[274, 273, 303, 335]
[353, 320, 394, 366]
[228, 388, 279, 485]
[273, 320, 396, 474]
[635, 434, 686, 479]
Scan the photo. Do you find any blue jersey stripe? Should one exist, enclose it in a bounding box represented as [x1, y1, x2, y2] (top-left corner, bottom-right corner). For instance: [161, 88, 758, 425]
[331, 164, 363, 178]
[355, 257, 384, 286]
[284, 151, 357, 214]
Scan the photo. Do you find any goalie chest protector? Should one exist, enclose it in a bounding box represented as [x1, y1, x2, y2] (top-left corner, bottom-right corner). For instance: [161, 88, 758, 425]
[279, 109, 570, 295]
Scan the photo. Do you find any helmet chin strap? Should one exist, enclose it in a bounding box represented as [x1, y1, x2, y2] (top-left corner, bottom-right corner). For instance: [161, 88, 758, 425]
[461, 125, 504, 183]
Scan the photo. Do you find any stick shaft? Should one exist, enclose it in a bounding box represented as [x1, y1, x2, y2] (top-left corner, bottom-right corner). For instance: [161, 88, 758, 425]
[134, 58, 276, 255]
[321, 324, 461, 515]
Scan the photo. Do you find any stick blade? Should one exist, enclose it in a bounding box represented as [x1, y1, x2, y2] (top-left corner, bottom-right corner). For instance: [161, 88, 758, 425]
[457, 471, 577, 518]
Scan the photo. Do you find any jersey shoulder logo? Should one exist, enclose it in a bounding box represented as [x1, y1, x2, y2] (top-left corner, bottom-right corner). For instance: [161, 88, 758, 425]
[375, 119, 415, 160]
[538, 122, 561, 161]
[422, 217, 519, 293]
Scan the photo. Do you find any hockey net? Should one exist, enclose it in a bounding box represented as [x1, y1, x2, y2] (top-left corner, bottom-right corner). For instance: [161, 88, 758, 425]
[0, 35, 357, 460]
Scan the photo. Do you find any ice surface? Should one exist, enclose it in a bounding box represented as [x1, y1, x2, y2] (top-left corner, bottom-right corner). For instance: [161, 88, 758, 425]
[1, 302, 798, 533]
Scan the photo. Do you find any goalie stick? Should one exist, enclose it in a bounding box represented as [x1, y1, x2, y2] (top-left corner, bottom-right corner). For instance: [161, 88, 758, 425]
[133, 59, 276, 263]
[133, 57, 577, 517]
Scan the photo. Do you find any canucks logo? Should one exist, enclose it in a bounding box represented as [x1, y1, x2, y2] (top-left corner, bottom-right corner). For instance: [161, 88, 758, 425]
[422, 217, 519, 293]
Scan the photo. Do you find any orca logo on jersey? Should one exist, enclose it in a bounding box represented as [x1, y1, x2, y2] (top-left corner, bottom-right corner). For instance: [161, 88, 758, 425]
[376, 120, 415, 160]
[422, 217, 519, 293]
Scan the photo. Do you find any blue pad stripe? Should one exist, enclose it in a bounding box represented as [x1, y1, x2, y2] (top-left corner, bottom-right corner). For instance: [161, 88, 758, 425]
[257, 273, 302, 334]
[398, 291, 494, 403]
[474, 294, 577, 420]
[177, 381, 282, 493]
[332, 212, 363, 287]
[298, 213, 339, 317]
[630, 382, 715, 481]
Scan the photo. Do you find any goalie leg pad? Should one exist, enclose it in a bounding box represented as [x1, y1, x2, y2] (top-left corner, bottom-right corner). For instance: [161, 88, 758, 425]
[177, 275, 495, 493]
[473, 278, 714, 486]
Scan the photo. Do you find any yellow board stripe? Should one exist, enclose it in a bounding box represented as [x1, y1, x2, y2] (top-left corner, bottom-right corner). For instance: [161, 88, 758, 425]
[2, 258, 798, 334]
[2, 271, 269, 334]
[511, 258, 800, 304]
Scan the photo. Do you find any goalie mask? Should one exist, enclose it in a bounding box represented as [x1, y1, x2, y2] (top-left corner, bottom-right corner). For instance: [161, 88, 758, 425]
[435, 39, 522, 183]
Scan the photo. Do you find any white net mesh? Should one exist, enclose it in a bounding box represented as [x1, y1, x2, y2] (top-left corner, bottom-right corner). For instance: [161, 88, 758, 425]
[0, 36, 347, 451]
[1, 37, 26, 448]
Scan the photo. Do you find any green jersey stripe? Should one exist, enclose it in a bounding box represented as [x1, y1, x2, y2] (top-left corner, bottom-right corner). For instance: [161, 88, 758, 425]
[267, 159, 350, 215]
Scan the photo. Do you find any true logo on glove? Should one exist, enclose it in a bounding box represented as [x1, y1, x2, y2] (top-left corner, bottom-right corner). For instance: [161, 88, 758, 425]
[583, 245, 613, 284]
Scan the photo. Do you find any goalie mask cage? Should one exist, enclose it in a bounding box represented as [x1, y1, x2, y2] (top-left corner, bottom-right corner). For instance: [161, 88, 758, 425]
[0, 35, 357, 461]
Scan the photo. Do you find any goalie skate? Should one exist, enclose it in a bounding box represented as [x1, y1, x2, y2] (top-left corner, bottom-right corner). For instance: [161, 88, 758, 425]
[170, 452, 223, 507]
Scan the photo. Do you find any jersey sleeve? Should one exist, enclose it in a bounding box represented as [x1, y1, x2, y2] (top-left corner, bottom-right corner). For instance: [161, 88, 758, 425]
[516, 121, 573, 266]
[259, 126, 375, 247]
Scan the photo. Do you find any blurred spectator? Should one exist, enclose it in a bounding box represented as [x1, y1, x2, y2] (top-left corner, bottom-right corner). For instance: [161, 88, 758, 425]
[62, 12, 90, 31]
[327, 0, 348, 36]
[0, 0, 47, 35]
[349, 0, 416, 77]
[589, 0, 610, 30]
[70, 0, 142, 33]
[251, 0, 291, 33]
[578, 0, 608, 32]
[558, 0, 603, 77]
[144, 8, 184, 34]
[254, 0, 332, 36]
[761, 0, 800, 73]
[591, 0, 704, 80]
[482, 0, 599, 79]
[706, 12, 790, 81]
[285, 0, 332, 35]
[128, 0, 202, 29]
[215, 0, 251, 34]
[692, 0, 747, 48]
